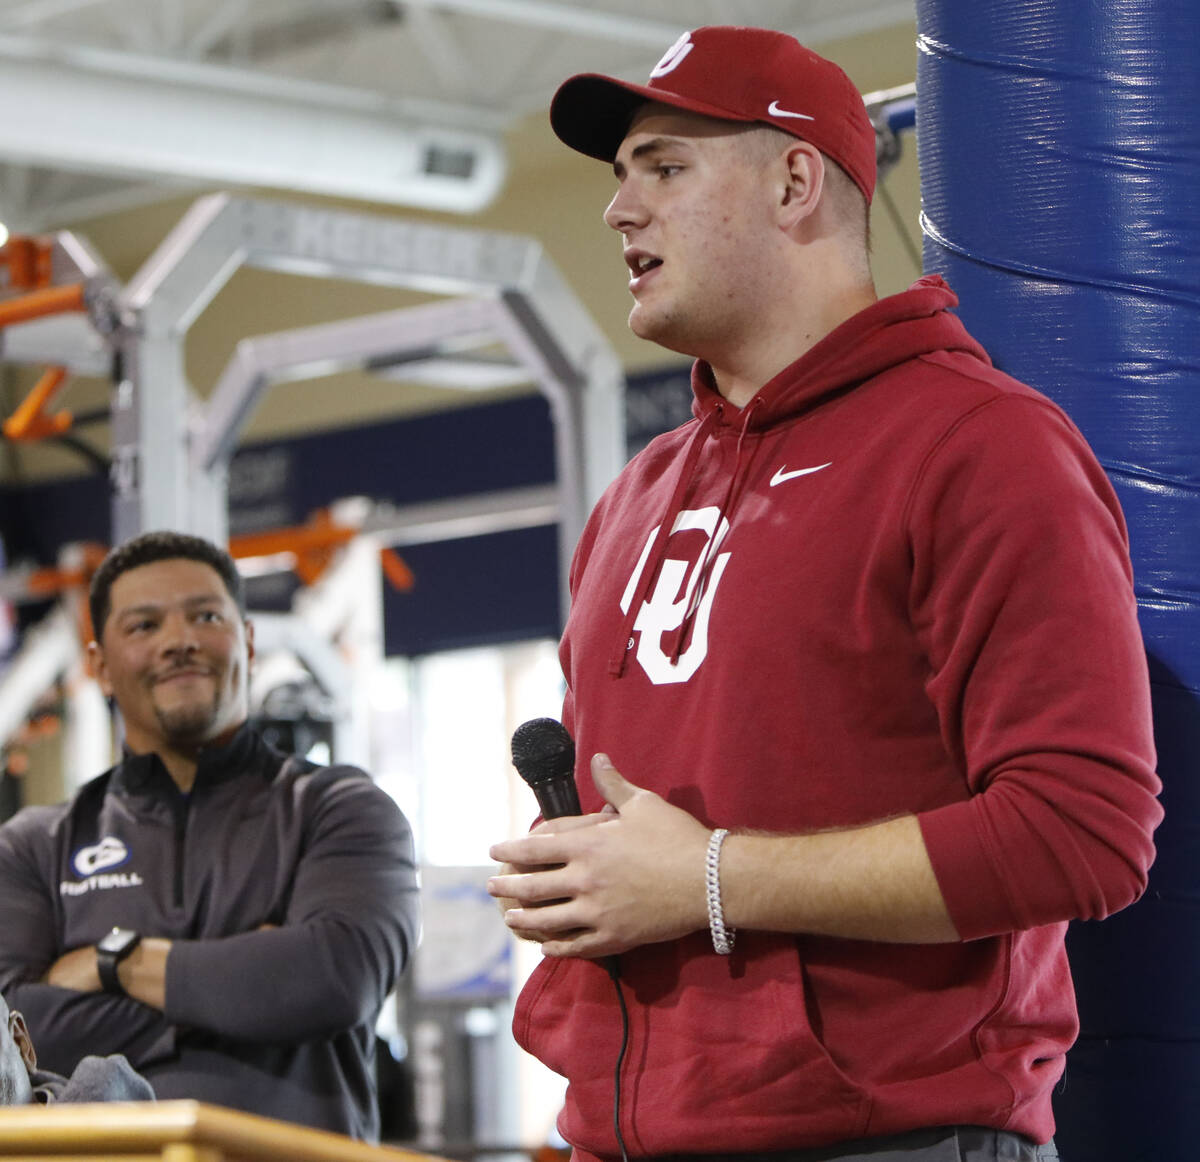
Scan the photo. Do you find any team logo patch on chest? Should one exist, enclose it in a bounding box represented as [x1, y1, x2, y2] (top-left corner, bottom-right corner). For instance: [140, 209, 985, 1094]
[61, 837, 143, 896]
[72, 837, 130, 876]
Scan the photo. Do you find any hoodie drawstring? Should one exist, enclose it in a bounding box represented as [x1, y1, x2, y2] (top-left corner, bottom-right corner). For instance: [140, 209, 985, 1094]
[667, 397, 762, 663]
[609, 397, 763, 677]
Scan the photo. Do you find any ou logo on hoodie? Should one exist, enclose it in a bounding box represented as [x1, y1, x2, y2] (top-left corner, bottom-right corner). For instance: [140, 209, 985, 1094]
[620, 506, 731, 685]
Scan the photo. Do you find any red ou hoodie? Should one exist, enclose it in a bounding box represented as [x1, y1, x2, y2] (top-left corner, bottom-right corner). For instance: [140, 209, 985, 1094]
[514, 277, 1161, 1160]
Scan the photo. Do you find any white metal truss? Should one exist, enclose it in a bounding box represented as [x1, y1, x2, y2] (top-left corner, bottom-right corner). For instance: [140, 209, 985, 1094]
[105, 193, 624, 574]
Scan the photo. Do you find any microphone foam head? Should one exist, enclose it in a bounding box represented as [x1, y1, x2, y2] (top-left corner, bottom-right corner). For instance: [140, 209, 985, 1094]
[511, 717, 575, 788]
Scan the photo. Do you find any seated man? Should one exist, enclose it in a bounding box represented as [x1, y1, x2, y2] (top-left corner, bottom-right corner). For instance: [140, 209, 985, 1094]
[2, 990, 153, 1105]
[0, 531, 420, 1140]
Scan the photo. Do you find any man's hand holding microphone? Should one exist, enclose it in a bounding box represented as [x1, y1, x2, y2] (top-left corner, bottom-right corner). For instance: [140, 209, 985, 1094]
[489, 719, 712, 959]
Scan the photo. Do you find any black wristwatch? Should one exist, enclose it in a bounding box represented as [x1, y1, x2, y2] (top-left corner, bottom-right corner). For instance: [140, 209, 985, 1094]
[96, 927, 141, 994]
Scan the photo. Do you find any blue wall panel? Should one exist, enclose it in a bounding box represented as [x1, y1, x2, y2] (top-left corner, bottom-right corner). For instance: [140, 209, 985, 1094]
[916, 2, 1200, 1156]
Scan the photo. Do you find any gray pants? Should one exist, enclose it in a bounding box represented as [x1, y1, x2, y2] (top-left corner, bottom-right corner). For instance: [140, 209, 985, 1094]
[652, 1126, 1060, 1161]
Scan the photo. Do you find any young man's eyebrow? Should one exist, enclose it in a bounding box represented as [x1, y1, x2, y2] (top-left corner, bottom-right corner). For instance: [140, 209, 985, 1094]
[613, 135, 692, 178]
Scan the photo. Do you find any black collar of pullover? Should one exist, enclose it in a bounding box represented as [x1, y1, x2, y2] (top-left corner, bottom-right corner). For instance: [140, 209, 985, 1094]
[113, 722, 270, 797]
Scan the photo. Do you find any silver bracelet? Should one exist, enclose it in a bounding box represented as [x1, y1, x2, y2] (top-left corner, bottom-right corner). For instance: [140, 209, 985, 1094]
[705, 827, 735, 955]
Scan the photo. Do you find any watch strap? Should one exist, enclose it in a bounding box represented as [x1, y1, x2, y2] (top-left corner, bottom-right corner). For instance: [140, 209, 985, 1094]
[96, 947, 125, 994]
[96, 930, 140, 995]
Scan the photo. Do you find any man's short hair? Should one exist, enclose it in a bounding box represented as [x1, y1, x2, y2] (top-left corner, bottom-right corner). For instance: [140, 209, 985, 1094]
[735, 125, 871, 252]
[89, 531, 245, 638]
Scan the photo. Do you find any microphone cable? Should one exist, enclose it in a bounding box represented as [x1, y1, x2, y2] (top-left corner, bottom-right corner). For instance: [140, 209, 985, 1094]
[605, 957, 631, 1162]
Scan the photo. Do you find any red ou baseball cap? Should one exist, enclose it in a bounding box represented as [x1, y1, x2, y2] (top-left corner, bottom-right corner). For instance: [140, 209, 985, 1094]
[550, 25, 877, 204]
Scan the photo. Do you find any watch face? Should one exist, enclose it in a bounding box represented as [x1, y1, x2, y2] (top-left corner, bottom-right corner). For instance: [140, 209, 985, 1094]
[97, 928, 139, 956]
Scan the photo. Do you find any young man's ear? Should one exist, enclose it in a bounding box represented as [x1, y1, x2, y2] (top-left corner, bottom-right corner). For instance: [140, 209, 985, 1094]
[777, 140, 825, 230]
[244, 618, 255, 666]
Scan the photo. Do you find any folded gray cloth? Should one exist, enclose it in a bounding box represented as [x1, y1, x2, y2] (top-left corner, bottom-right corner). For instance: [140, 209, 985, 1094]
[30, 1054, 155, 1103]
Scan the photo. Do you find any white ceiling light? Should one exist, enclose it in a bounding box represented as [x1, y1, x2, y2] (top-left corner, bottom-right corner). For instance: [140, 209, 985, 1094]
[0, 34, 507, 213]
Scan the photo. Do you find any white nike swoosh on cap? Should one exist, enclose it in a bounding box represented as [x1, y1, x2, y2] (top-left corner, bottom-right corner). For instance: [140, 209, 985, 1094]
[768, 100, 815, 121]
[770, 463, 832, 486]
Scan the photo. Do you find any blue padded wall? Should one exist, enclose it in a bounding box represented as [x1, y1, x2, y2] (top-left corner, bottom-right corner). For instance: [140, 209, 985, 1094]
[916, 2, 1200, 1158]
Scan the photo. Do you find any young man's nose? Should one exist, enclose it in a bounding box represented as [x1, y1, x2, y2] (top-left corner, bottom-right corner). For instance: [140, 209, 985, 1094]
[604, 185, 649, 232]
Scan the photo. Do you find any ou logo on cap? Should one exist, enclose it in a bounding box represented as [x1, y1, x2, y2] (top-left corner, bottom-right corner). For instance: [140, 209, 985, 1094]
[650, 31, 694, 78]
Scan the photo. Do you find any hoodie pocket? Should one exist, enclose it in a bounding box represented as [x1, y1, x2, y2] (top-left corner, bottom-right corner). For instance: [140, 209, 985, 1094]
[513, 933, 872, 1156]
[639, 931, 872, 1147]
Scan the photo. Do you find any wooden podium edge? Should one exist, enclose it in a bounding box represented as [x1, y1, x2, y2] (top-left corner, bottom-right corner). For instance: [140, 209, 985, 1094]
[0, 1101, 449, 1162]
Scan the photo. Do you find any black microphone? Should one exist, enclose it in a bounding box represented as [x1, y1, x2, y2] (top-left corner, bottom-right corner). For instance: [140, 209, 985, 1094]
[511, 717, 628, 1150]
[511, 717, 580, 819]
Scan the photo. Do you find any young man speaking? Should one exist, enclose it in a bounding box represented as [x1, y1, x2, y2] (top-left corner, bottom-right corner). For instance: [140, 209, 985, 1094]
[490, 25, 1160, 1162]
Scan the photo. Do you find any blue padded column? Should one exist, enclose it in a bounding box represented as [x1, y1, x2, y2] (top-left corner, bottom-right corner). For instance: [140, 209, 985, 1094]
[915, 2, 1200, 1158]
